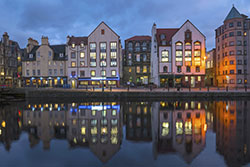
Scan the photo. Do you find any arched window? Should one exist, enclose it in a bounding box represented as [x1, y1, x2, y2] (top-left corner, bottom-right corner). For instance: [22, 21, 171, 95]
[185, 42, 192, 50]
[135, 42, 140, 52]
[160, 34, 166, 40]
[142, 42, 147, 51]
[128, 42, 133, 51]
[163, 66, 168, 73]
[194, 41, 201, 50]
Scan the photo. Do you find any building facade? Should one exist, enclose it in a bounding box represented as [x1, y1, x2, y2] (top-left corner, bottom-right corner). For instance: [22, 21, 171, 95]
[22, 37, 67, 87]
[205, 49, 216, 86]
[123, 36, 151, 86]
[0, 32, 21, 87]
[215, 6, 250, 87]
[151, 20, 206, 87]
[67, 22, 121, 88]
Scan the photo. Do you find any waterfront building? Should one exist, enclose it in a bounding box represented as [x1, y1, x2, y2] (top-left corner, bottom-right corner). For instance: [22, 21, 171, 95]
[0, 32, 21, 87]
[123, 36, 151, 86]
[151, 20, 206, 87]
[205, 49, 216, 86]
[67, 22, 122, 88]
[22, 37, 67, 87]
[215, 6, 250, 87]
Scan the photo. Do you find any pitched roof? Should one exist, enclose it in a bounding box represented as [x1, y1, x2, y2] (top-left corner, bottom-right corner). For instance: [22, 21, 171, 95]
[51, 45, 67, 61]
[88, 21, 120, 38]
[125, 35, 151, 41]
[224, 6, 243, 21]
[156, 28, 179, 46]
[68, 36, 88, 45]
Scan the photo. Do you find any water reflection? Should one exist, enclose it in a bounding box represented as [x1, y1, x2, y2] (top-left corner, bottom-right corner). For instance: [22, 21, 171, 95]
[0, 100, 250, 166]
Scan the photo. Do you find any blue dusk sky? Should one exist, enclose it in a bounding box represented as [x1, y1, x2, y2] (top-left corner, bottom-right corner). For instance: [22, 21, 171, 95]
[0, 0, 249, 50]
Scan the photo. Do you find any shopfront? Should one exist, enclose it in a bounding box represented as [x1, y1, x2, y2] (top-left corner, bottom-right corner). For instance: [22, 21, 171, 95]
[24, 77, 67, 87]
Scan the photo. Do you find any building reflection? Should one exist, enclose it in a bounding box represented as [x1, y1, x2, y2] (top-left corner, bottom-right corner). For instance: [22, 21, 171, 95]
[22, 102, 122, 163]
[152, 101, 207, 164]
[1, 100, 250, 166]
[0, 103, 22, 151]
[124, 102, 152, 142]
[215, 101, 250, 166]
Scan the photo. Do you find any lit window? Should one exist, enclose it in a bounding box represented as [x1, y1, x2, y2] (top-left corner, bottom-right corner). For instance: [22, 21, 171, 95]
[111, 136, 118, 144]
[91, 110, 96, 116]
[185, 76, 188, 82]
[129, 68, 132, 73]
[91, 119, 97, 126]
[244, 32, 247, 36]
[143, 66, 147, 73]
[161, 50, 169, 62]
[71, 61, 76, 67]
[101, 70, 106, 77]
[111, 127, 118, 135]
[185, 121, 192, 135]
[111, 119, 118, 126]
[112, 110, 117, 116]
[80, 61, 84, 67]
[80, 52, 84, 58]
[111, 70, 116, 76]
[101, 127, 107, 134]
[136, 66, 140, 73]
[198, 76, 201, 81]
[176, 121, 183, 135]
[72, 43, 75, 48]
[102, 110, 107, 117]
[91, 70, 96, 77]
[91, 127, 97, 135]
[81, 127, 86, 135]
[162, 122, 169, 136]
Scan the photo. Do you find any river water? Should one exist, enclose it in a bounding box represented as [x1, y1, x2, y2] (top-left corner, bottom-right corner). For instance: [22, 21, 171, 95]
[0, 100, 249, 167]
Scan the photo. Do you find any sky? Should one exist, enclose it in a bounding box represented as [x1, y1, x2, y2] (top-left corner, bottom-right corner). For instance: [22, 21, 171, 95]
[0, 0, 249, 51]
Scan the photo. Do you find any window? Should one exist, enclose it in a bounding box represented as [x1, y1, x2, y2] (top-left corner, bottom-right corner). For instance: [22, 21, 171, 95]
[80, 42, 84, 48]
[244, 41, 247, 46]
[60, 69, 63, 75]
[80, 52, 84, 58]
[185, 76, 188, 82]
[238, 70, 242, 74]
[229, 22, 234, 27]
[48, 51, 52, 58]
[54, 69, 57, 75]
[230, 70, 234, 74]
[198, 76, 201, 81]
[136, 66, 140, 73]
[111, 42, 117, 67]
[160, 34, 166, 40]
[29, 54, 33, 58]
[230, 79, 234, 84]
[80, 71, 85, 77]
[128, 53, 132, 59]
[161, 50, 169, 62]
[26, 70, 29, 76]
[72, 43, 75, 48]
[49, 69, 52, 76]
[136, 54, 140, 62]
[237, 60, 242, 65]
[101, 29, 105, 35]
[185, 31, 191, 40]
[237, 41, 242, 46]
[176, 51, 183, 62]
[71, 61, 76, 67]
[101, 70, 106, 77]
[237, 31, 242, 36]
[237, 22, 242, 27]
[229, 60, 234, 65]
[111, 42, 117, 51]
[90, 53, 96, 67]
[128, 42, 133, 51]
[142, 42, 147, 51]
[237, 50, 242, 55]
[111, 70, 116, 76]
[32, 69, 35, 75]
[143, 66, 147, 73]
[194, 50, 201, 57]
[135, 42, 140, 52]
[163, 66, 168, 73]
[229, 51, 234, 55]
[196, 66, 200, 72]
[37, 69, 40, 76]
[100, 42, 106, 52]
[229, 41, 234, 46]
[244, 32, 247, 36]
[229, 32, 234, 37]
[186, 66, 191, 72]
[91, 70, 96, 77]
[143, 54, 147, 62]
[80, 61, 84, 67]
[237, 79, 242, 84]
[90, 43, 96, 52]
[194, 41, 201, 50]
[71, 52, 76, 59]
[177, 66, 181, 73]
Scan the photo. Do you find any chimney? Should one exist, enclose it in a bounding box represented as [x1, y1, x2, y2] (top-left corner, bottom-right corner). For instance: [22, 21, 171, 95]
[41, 36, 49, 45]
[27, 37, 39, 53]
[2, 32, 9, 46]
[67, 35, 70, 44]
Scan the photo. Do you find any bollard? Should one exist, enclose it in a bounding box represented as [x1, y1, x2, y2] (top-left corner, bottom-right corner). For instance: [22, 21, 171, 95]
[199, 86, 201, 91]
[207, 86, 209, 92]
[245, 86, 247, 92]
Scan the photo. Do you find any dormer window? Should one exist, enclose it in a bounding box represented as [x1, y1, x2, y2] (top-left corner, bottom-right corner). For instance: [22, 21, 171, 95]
[59, 53, 64, 58]
[101, 29, 105, 35]
[160, 34, 166, 40]
[72, 43, 75, 48]
[29, 54, 33, 58]
[185, 30, 191, 41]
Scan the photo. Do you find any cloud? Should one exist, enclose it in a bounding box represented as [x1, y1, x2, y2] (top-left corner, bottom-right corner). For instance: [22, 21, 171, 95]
[0, 0, 249, 50]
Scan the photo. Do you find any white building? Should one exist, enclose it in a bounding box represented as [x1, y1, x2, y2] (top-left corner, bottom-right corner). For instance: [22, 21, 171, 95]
[151, 20, 206, 87]
[67, 22, 122, 88]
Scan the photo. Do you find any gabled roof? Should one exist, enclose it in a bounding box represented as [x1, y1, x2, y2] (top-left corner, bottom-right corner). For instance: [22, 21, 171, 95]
[156, 28, 179, 46]
[50, 45, 67, 61]
[88, 21, 120, 38]
[125, 35, 151, 41]
[68, 36, 88, 45]
[224, 6, 243, 21]
[177, 20, 206, 38]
